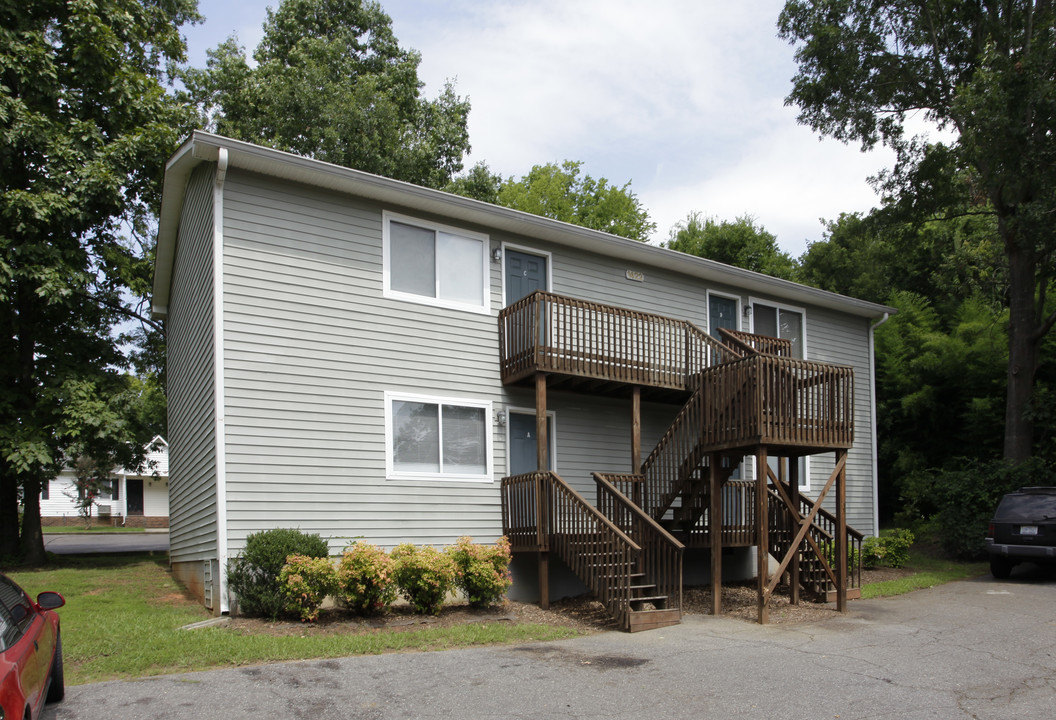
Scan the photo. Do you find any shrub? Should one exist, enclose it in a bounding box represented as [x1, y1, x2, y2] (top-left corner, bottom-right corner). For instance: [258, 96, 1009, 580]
[227, 528, 331, 619]
[447, 536, 513, 607]
[279, 555, 337, 622]
[822, 540, 860, 574]
[899, 458, 1056, 560]
[391, 543, 456, 615]
[336, 542, 397, 615]
[862, 529, 915, 569]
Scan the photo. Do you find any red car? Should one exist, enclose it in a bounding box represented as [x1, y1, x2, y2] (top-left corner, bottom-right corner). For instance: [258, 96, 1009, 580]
[0, 572, 65, 720]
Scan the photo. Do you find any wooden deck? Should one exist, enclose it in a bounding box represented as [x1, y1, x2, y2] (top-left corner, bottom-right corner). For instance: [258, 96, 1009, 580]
[499, 290, 854, 452]
[498, 290, 734, 399]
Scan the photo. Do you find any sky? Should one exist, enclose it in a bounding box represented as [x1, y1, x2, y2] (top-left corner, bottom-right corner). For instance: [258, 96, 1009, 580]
[182, 0, 902, 256]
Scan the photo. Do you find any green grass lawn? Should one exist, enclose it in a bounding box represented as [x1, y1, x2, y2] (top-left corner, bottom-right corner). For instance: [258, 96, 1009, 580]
[7, 555, 581, 685]
[861, 550, 987, 599]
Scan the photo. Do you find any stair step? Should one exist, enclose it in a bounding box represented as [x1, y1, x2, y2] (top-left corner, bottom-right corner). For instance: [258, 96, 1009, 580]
[627, 607, 682, 633]
[628, 595, 669, 606]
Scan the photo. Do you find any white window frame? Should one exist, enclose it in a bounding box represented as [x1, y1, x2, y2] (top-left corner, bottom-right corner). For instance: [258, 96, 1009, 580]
[500, 243, 553, 306]
[748, 297, 809, 358]
[505, 407, 558, 475]
[382, 211, 491, 314]
[384, 391, 494, 482]
[748, 297, 811, 491]
[706, 290, 742, 337]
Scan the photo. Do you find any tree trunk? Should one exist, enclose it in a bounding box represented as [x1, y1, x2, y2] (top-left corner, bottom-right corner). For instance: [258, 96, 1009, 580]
[1004, 227, 1039, 463]
[14, 280, 47, 565]
[20, 477, 46, 565]
[0, 466, 19, 559]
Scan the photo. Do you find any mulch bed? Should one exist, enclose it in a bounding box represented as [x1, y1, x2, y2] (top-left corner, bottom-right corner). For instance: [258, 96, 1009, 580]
[224, 566, 913, 637]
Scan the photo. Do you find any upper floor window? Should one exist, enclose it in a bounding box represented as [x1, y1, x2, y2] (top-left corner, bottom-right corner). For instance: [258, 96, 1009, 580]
[383, 212, 489, 314]
[751, 301, 805, 359]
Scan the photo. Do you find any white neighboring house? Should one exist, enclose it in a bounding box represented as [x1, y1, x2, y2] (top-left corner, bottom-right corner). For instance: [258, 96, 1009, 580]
[39, 437, 171, 528]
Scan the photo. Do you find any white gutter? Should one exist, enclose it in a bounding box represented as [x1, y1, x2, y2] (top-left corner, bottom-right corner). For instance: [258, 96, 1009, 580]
[868, 312, 890, 537]
[213, 148, 231, 614]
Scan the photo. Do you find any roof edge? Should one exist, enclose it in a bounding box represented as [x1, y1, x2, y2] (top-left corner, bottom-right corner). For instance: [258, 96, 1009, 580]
[153, 132, 896, 321]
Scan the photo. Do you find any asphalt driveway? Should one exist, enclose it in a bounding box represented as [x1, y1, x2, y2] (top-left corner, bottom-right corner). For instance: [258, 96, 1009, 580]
[43, 531, 169, 555]
[44, 571, 1055, 720]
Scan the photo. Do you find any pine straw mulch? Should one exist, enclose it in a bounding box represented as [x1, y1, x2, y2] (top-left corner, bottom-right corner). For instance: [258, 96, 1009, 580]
[223, 567, 912, 637]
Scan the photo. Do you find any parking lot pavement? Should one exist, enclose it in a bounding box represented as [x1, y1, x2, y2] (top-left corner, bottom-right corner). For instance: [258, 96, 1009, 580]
[43, 531, 169, 555]
[45, 572, 1055, 720]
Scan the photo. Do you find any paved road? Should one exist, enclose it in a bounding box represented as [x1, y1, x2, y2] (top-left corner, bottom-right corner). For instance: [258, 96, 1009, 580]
[43, 572, 1055, 720]
[44, 531, 169, 555]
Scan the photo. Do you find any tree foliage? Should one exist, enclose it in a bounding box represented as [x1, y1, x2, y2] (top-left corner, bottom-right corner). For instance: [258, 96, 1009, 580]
[184, 0, 471, 189]
[665, 212, 797, 279]
[779, 0, 1056, 462]
[0, 0, 197, 562]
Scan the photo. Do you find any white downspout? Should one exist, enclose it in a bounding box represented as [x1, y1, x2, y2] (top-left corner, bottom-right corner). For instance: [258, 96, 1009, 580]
[868, 312, 890, 537]
[213, 148, 231, 614]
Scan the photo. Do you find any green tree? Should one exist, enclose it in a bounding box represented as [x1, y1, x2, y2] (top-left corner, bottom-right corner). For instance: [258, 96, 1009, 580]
[779, 1, 1056, 462]
[184, 0, 471, 189]
[0, 0, 197, 563]
[664, 212, 797, 279]
[495, 161, 656, 242]
[444, 161, 504, 204]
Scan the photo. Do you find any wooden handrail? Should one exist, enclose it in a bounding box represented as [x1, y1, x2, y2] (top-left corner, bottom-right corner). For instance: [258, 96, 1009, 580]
[698, 354, 855, 451]
[498, 290, 740, 391]
[501, 471, 648, 630]
[594, 472, 684, 618]
[719, 327, 793, 357]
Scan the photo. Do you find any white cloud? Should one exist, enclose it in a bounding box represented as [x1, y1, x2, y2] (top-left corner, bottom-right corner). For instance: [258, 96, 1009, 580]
[186, 0, 910, 253]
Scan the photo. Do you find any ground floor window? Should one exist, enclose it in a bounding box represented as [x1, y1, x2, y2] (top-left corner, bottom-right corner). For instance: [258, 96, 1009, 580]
[385, 392, 493, 481]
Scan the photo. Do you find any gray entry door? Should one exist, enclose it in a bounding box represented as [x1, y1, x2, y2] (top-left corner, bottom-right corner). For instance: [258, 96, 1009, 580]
[505, 250, 548, 305]
[709, 294, 738, 340]
[509, 412, 553, 475]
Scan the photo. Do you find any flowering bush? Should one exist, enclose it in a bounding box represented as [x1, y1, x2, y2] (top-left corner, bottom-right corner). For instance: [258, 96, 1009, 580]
[279, 554, 337, 622]
[447, 536, 513, 607]
[391, 543, 456, 615]
[336, 542, 397, 615]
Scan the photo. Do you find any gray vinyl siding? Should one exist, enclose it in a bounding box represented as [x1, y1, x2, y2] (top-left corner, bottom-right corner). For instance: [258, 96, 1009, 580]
[490, 232, 878, 535]
[166, 164, 219, 561]
[220, 171, 505, 554]
[212, 168, 879, 554]
[801, 308, 877, 535]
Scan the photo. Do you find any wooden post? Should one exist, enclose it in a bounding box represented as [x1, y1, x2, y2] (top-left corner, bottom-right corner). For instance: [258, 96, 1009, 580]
[536, 372, 550, 609]
[789, 457, 800, 606]
[756, 446, 769, 625]
[710, 452, 723, 616]
[836, 448, 847, 613]
[631, 386, 641, 472]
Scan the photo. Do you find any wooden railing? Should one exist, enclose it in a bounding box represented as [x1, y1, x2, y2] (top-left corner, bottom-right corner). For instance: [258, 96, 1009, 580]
[593, 472, 684, 615]
[767, 483, 863, 595]
[498, 290, 738, 390]
[719, 327, 793, 357]
[500, 471, 645, 630]
[699, 354, 854, 451]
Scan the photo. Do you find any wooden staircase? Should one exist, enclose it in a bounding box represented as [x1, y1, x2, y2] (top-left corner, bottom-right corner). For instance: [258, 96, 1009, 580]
[498, 291, 863, 628]
[502, 471, 684, 632]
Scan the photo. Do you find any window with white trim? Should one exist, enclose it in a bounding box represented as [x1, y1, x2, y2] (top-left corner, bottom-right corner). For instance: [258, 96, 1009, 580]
[383, 212, 489, 313]
[385, 392, 493, 481]
[751, 299, 810, 489]
[752, 302, 804, 359]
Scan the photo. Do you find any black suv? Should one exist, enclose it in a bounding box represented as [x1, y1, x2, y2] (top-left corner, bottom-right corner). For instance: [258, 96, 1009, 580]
[986, 487, 1056, 579]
